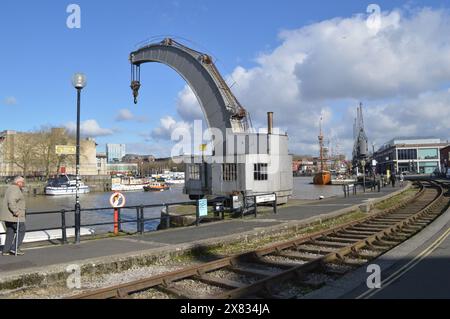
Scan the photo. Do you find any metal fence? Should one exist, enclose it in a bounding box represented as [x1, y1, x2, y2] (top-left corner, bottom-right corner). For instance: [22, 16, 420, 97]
[0, 201, 196, 245]
[341, 177, 396, 197]
[0, 193, 279, 245]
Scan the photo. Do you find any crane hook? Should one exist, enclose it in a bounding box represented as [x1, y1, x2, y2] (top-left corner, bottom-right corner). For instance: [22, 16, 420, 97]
[131, 80, 141, 104]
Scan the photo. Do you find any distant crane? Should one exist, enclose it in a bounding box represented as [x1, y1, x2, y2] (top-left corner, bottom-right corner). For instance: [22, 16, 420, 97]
[352, 103, 369, 171]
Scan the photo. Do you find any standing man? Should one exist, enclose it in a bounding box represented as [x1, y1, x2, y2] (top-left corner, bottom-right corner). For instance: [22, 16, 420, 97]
[390, 172, 396, 188]
[400, 172, 405, 187]
[1, 176, 27, 256]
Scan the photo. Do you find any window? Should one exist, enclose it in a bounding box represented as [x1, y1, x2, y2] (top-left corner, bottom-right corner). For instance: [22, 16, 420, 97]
[418, 148, 438, 160]
[418, 161, 439, 174]
[397, 149, 417, 160]
[188, 164, 201, 180]
[254, 163, 268, 181]
[222, 164, 237, 181]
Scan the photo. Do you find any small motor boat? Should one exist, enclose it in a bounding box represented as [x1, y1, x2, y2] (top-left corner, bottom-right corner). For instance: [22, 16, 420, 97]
[143, 182, 170, 192]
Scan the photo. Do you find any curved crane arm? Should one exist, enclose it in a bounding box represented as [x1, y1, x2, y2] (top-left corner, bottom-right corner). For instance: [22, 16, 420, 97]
[129, 38, 251, 133]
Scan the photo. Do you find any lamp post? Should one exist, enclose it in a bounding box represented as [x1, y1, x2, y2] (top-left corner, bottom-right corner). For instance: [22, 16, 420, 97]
[361, 159, 366, 192]
[72, 73, 87, 244]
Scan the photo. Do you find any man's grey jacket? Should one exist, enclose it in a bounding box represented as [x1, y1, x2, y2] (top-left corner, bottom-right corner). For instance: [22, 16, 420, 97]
[0, 185, 26, 223]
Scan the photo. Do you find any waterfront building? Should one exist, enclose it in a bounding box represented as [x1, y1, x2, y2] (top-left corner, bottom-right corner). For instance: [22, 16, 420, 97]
[0, 129, 97, 177]
[374, 137, 449, 175]
[107, 163, 138, 176]
[122, 154, 156, 163]
[106, 144, 126, 163]
[440, 145, 450, 174]
[96, 152, 108, 175]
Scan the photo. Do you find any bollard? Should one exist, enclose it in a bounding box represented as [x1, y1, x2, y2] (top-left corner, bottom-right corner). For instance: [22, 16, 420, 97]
[254, 196, 258, 218]
[61, 209, 67, 244]
[273, 199, 277, 214]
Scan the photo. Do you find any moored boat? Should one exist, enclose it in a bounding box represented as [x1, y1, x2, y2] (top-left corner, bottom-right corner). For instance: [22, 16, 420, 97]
[111, 176, 150, 192]
[144, 182, 170, 192]
[164, 178, 185, 185]
[45, 175, 90, 196]
[313, 116, 332, 185]
[314, 171, 332, 185]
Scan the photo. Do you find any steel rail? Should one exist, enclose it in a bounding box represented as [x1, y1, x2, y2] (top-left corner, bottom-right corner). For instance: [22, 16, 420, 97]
[70, 180, 447, 299]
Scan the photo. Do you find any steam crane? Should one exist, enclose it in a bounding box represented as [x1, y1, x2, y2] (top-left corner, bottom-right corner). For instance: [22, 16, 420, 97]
[128, 38, 293, 204]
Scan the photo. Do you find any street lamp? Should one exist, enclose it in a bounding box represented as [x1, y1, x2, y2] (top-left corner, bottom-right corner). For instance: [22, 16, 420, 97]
[72, 73, 87, 244]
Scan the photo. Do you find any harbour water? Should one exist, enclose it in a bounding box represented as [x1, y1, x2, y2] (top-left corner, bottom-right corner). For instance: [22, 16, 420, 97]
[292, 176, 344, 200]
[23, 177, 345, 234]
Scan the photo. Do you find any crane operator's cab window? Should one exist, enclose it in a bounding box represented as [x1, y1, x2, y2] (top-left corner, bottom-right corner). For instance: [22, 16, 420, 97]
[188, 164, 201, 180]
[254, 163, 268, 181]
[222, 164, 237, 181]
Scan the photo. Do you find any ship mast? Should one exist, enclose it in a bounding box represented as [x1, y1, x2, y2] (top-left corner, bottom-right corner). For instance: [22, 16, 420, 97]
[319, 116, 324, 172]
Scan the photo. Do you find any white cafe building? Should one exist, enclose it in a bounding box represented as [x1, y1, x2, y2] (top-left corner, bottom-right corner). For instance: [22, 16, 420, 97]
[374, 137, 449, 175]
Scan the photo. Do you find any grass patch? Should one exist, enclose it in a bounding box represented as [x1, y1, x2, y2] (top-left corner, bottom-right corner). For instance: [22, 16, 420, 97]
[205, 210, 367, 257]
[375, 187, 418, 210]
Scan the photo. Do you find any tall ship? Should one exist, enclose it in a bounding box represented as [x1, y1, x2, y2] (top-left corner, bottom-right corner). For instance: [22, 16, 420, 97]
[313, 117, 332, 185]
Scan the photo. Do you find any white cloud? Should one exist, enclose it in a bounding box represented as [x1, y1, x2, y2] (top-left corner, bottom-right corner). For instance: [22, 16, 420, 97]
[3, 96, 18, 106]
[292, 8, 450, 100]
[65, 119, 114, 137]
[115, 108, 149, 122]
[115, 108, 134, 121]
[226, 7, 450, 155]
[126, 143, 170, 158]
[165, 7, 450, 157]
[176, 85, 204, 121]
[151, 116, 192, 140]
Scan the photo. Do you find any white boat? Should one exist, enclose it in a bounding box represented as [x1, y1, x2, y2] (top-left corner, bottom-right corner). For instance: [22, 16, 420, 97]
[45, 175, 90, 196]
[165, 178, 185, 185]
[331, 179, 357, 185]
[111, 183, 148, 192]
[111, 176, 149, 192]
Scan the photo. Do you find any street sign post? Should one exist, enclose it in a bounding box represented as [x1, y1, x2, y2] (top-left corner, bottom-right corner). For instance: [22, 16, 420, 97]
[197, 199, 208, 226]
[256, 194, 276, 204]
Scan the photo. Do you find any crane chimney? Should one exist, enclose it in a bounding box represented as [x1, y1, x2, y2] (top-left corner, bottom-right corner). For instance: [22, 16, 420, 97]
[268, 112, 273, 134]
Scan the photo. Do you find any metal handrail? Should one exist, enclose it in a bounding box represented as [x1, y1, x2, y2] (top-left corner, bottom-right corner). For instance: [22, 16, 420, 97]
[0, 200, 198, 242]
[0, 196, 280, 244]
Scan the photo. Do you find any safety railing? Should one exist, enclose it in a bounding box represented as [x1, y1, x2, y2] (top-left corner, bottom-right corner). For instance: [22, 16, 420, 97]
[0, 201, 199, 245]
[0, 194, 279, 245]
[342, 177, 403, 197]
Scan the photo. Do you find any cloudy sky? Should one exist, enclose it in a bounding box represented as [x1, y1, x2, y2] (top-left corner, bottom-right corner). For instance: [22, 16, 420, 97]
[1, 0, 449, 158]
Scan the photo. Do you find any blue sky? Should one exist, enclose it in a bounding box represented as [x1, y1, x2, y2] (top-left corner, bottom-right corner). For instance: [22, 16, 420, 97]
[1, 0, 450, 157]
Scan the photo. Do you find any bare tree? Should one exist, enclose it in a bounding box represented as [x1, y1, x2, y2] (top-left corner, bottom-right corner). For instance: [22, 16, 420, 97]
[34, 127, 75, 178]
[5, 132, 39, 177]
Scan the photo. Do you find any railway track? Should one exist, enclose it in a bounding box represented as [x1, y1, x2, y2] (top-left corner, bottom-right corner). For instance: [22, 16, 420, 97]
[71, 180, 450, 299]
